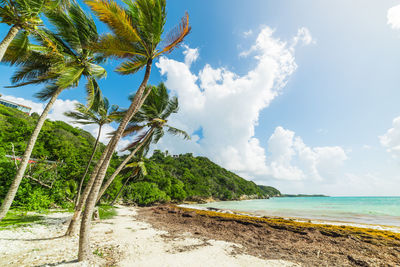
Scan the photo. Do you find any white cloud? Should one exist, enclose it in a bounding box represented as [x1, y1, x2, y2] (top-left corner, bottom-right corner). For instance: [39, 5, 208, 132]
[264, 127, 347, 181]
[380, 116, 400, 157]
[2, 95, 45, 115]
[182, 45, 199, 67]
[243, 29, 253, 37]
[1, 94, 130, 154]
[387, 5, 400, 30]
[292, 27, 315, 46]
[155, 26, 321, 181]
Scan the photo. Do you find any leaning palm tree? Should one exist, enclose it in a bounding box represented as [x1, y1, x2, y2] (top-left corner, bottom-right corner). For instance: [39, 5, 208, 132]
[76, 0, 190, 260]
[0, 4, 106, 221]
[96, 82, 190, 203]
[64, 97, 117, 206]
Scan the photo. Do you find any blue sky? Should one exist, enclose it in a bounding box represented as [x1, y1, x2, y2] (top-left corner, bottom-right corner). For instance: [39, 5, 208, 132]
[1, 0, 400, 196]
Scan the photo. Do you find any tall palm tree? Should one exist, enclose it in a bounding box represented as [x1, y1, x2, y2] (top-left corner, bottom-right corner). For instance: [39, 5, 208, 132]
[64, 97, 117, 206]
[110, 150, 147, 206]
[76, 0, 190, 260]
[96, 82, 190, 203]
[0, 4, 106, 221]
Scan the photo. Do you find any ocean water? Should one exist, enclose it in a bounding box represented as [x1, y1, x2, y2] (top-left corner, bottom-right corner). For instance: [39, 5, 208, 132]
[195, 197, 400, 226]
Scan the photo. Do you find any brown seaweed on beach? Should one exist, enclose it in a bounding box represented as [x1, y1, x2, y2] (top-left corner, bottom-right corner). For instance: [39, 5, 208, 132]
[138, 205, 400, 267]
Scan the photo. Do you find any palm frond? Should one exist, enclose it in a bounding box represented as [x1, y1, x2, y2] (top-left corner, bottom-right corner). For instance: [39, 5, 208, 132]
[152, 127, 164, 144]
[68, 3, 98, 50]
[123, 129, 148, 151]
[95, 34, 146, 58]
[85, 78, 103, 110]
[161, 96, 178, 119]
[156, 12, 191, 56]
[45, 8, 81, 51]
[35, 84, 62, 101]
[122, 123, 145, 137]
[126, 0, 166, 53]
[3, 31, 30, 64]
[87, 63, 106, 79]
[116, 55, 147, 75]
[56, 65, 84, 89]
[85, 0, 141, 43]
[166, 125, 190, 140]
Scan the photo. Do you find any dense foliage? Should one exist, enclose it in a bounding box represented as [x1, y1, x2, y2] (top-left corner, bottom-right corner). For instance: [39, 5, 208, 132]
[121, 150, 281, 204]
[0, 105, 280, 209]
[0, 105, 119, 210]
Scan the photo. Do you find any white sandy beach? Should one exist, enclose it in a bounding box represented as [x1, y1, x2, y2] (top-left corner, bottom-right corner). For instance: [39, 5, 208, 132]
[0, 206, 299, 267]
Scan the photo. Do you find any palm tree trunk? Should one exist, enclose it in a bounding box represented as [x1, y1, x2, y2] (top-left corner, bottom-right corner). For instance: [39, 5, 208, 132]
[78, 59, 153, 261]
[0, 25, 20, 62]
[0, 87, 63, 221]
[74, 125, 102, 206]
[110, 174, 134, 206]
[65, 144, 110, 236]
[96, 128, 154, 203]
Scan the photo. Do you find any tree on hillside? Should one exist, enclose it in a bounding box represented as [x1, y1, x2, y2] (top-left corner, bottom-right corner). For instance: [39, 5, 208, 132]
[64, 97, 117, 206]
[0, 4, 106, 221]
[96, 82, 190, 203]
[75, 0, 190, 260]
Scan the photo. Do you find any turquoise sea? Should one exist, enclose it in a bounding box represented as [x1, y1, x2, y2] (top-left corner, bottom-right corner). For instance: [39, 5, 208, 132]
[195, 197, 400, 226]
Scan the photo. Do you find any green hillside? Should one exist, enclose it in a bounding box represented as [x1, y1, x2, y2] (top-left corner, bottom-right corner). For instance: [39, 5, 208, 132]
[0, 105, 280, 209]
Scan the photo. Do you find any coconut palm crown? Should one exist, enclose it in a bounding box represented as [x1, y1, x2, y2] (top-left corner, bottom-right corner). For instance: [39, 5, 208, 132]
[0, 0, 66, 61]
[65, 98, 118, 128]
[122, 82, 190, 150]
[86, 0, 191, 75]
[4, 3, 106, 108]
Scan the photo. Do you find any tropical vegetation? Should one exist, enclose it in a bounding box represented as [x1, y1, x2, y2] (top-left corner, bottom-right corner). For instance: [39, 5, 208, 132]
[0, 3, 106, 221]
[0, 104, 279, 210]
[0, 0, 281, 262]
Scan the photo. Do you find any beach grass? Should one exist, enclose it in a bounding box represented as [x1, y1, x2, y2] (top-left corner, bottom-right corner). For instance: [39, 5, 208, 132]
[0, 211, 44, 230]
[98, 205, 117, 220]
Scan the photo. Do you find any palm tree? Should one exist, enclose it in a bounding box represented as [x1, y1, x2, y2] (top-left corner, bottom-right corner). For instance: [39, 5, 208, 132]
[77, 0, 190, 260]
[0, 0, 58, 61]
[0, 4, 106, 221]
[96, 82, 190, 203]
[110, 150, 147, 206]
[64, 97, 117, 206]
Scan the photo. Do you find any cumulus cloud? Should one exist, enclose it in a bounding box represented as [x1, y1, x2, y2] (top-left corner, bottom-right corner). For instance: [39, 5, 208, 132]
[1, 94, 130, 154]
[155, 26, 327, 182]
[387, 5, 400, 30]
[380, 116, 400, 157]
[264, 127, 347, 181]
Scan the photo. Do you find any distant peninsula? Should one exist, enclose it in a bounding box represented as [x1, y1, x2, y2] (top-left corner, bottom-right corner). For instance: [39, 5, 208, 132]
[281, 194, 329, 197]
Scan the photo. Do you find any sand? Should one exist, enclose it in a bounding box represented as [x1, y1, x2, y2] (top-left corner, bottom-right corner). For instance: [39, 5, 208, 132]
[0, 206, 299, 266]
[139, 205, 400, 266]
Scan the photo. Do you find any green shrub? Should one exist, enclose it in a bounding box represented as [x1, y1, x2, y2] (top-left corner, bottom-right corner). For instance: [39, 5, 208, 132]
[124, 182, 169, 206]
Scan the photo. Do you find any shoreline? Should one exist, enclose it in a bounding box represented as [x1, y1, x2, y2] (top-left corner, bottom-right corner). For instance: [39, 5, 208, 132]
[139, 204, 400, 266]
[1, 204, 399, 266]
[179, 203, 400, 233]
